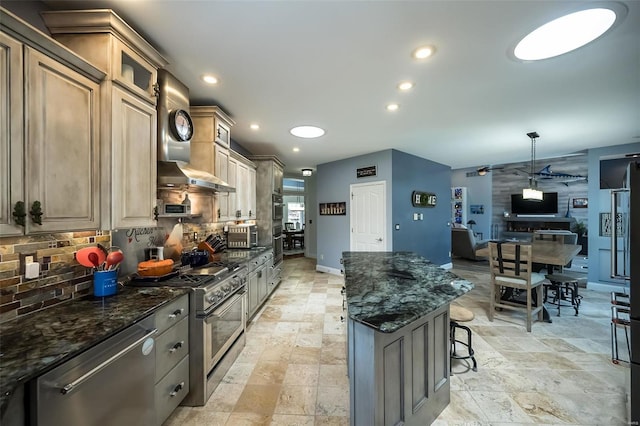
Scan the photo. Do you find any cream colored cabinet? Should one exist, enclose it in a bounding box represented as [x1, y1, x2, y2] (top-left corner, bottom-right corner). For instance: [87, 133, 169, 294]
[230, 153, 256, 220]
[223, 155, 237, 221]
[42, 9, 167, 229]
[248, 167, 257, 219]
[111, 86, 157, 228]
[1, 12, 104, 235]
[0, 31, 24, 236]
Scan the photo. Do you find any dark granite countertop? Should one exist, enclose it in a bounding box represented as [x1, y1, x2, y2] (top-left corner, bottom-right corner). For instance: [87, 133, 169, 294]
[342, 251, 474, 333]
[0, 286, 189, 416]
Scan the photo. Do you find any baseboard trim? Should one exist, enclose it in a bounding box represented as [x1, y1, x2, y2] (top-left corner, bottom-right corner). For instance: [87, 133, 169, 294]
[441, 262, 453, 270]
[316, 264, 342, 276]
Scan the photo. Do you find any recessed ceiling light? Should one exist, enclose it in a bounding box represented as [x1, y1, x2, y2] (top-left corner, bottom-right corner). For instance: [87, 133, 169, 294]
[386, 103, 399, 111]
[202, 75, 218, 84]
[398, 81, 414, 91]
[290, 125, 325, 138]
[412, 45, 435, 60]
[250, 123, 260, 130]
[293, 147, 300, 152]
[514, 8, 617, 61]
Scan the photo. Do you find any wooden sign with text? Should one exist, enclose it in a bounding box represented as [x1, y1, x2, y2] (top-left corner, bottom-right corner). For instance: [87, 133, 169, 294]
[412, 191, 437, 207]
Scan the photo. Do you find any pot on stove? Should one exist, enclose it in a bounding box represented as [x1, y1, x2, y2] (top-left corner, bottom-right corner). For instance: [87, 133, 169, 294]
[181, 250, 210, 267]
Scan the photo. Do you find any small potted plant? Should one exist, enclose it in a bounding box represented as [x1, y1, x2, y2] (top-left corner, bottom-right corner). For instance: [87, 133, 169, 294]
[572, 221, 588, 255]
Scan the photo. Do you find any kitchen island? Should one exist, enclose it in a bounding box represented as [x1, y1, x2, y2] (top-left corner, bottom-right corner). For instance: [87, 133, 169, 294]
[342, 251, 474, 426]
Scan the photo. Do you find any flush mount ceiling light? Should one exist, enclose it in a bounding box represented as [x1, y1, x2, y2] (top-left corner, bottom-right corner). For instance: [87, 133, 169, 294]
[290, 125, 325, 138]
[202, 75, 218, 84]
[523, 131, 543, 201]
[302, 168, 312, 177]
[398, 81, 414, 91]
[514, 8, 617, 61]
[292, 147, 300, 152]
[386, 103, 399, 111]
[250, 123, 260, 130]
[412, 45, 436, 60]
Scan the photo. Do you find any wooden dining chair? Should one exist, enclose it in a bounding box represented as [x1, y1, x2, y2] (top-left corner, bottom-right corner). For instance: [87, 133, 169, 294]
[488, 242, 546, 332]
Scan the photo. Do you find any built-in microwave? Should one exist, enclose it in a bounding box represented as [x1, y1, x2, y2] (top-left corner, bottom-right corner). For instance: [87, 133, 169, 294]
[272, 194, 283, 221]
[227, 225, 258, 249]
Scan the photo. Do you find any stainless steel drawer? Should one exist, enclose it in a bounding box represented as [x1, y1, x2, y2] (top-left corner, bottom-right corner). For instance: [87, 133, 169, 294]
[155, 294, 188, 335]
[155, 355, 189, 425]
[156, 316, 189, 380]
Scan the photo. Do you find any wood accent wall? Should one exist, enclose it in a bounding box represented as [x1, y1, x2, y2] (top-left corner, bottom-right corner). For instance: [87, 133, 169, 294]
[491, 154, 588, 238]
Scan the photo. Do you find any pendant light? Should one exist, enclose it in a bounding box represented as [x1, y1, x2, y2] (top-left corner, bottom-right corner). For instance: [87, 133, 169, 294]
[523, 132, 543, 201]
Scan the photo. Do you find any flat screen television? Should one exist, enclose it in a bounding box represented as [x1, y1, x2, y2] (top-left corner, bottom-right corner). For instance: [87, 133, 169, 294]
[511, 192, 558, 215]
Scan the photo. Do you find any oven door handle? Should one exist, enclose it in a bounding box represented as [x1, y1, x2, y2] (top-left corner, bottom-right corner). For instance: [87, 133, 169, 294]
[204, 290, 246, 320]
[274, 235, 282, 241]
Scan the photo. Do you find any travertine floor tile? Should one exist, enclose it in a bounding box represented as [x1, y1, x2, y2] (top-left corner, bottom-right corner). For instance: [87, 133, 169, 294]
[164, 257, 629, 426]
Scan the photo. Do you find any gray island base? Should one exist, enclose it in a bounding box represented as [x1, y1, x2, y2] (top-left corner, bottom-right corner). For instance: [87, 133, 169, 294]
[342, 251, 474, 426]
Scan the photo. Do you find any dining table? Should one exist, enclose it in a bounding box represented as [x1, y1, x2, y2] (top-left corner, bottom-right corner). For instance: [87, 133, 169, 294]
[475, 240, 583, 322]
[283, 229, 304, 250]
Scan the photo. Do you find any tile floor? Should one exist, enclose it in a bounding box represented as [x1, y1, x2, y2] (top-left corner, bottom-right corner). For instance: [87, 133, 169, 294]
[164, 257, 631, 425]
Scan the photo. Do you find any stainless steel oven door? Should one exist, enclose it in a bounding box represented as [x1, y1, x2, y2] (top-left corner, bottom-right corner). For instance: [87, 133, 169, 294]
[203, 289, 246, 373]
[273, 194, 284, 221]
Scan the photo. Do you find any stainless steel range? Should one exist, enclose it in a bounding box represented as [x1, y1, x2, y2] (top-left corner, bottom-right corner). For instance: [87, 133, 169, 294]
[130, 261, 247, 406]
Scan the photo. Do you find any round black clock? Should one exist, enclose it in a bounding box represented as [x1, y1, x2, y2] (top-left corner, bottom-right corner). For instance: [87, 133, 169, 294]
[169, 109, 194, 141]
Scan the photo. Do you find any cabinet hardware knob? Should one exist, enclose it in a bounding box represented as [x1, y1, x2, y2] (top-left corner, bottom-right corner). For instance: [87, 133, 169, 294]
[169, 341, 184, 353]
[30, 201, 43, 225]
[169, 382, 184, 397]
[12, 201, 26, 227]
[168, 308, 184, 319]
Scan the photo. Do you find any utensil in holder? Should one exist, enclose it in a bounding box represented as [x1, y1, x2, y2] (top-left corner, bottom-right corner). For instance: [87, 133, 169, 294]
[94, 270, 118, 297]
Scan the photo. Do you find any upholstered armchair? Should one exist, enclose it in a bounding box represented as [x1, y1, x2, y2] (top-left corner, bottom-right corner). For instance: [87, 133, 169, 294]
[451, 227, 489, 261]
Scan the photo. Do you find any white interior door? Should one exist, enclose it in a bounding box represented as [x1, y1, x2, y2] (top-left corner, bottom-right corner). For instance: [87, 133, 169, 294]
[350, 181, 386, 251]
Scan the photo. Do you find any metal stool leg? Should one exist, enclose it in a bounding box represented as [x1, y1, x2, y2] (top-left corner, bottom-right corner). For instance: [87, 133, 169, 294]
[450, 321, 477, 372]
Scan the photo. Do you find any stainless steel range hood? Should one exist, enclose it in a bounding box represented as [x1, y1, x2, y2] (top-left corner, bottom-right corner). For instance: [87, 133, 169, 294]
[157, 161, 235, 192]
[157, 70, 235, 193]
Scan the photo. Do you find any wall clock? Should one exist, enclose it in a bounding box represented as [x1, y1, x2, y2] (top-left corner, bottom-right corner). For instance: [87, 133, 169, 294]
[169, 109, 194, 141]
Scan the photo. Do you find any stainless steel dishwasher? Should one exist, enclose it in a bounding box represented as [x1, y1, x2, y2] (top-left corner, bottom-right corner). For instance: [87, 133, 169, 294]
[34, 315, 157, 426]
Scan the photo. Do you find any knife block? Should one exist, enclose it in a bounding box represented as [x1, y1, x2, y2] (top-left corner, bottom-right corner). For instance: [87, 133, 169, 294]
[197, 241, 217, 261]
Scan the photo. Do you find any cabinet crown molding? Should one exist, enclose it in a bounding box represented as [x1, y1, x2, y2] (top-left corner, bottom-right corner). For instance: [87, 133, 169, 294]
[41, 9, 167, 69]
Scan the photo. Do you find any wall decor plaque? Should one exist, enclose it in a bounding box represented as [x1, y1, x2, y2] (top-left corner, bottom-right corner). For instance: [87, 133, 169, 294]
[320, 202, 346, 215]
[411, 191, 437, 207]
[356, 165, 377, 178]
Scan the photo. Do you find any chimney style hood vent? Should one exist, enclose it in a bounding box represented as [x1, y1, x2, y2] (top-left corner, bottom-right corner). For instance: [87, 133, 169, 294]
[157, 161, 235, 192]
[157, 69, 234, 193]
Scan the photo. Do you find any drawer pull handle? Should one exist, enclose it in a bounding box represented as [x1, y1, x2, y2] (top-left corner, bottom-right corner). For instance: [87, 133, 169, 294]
[169, 382, 185, 397]
[168, 308, 184, 319]
[169, 341, 184, 353]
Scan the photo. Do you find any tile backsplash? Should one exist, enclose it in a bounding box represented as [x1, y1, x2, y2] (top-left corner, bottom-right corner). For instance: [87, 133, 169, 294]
[0, 231, 111, 323]
[0, 221, 235, 324]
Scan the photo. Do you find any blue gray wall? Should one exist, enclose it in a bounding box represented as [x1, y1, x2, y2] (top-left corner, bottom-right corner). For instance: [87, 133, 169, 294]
[452, 167, 493, 239]
[316, 149, 452, 271]
[391, 150, 452, 265]
[316, 150, 393, 271]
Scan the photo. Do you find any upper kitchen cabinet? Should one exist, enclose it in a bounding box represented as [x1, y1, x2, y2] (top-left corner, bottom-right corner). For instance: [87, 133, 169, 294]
[231, 151, 257, 220]
[42, 9, 168, 229]
[250, 155, 285, 195]
[1, 9, 105, 236]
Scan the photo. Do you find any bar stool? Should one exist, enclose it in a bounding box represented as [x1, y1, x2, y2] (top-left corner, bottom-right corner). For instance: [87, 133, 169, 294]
[450, 305, 477, 373]
[611, 292, 631, 364]
[543, 273, 582, 316]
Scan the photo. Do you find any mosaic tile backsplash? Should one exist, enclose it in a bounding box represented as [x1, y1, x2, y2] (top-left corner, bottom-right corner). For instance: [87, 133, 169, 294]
[0, 221, 239, 324]
[0, 231, 111, 323]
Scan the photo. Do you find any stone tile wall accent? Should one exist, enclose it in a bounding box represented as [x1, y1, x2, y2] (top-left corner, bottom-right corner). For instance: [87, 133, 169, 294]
[0, 231, 111, 323]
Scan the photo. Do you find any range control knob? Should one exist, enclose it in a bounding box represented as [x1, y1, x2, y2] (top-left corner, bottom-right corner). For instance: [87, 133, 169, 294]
[206, 294, 218, 304]
[222, 285, 231, 293]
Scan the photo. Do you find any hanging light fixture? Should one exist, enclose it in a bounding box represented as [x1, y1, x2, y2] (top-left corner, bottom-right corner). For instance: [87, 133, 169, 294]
[523, 131, 543, 201]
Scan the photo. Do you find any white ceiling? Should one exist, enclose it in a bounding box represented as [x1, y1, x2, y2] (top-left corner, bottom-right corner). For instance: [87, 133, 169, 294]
[37, 0, 640, 174]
